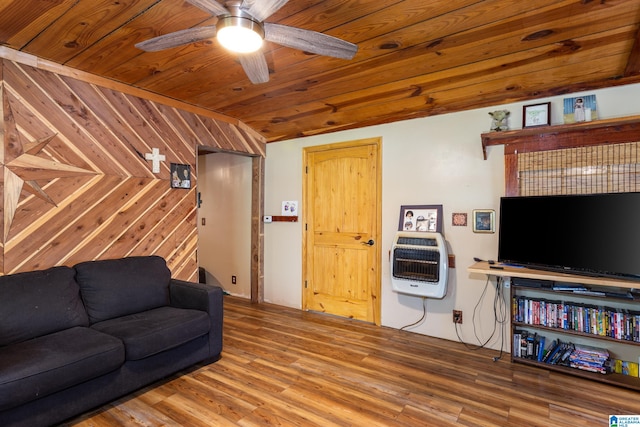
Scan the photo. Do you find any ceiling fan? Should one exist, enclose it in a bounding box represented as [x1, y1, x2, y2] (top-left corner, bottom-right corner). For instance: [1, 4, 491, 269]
[135, 0, 358, 84]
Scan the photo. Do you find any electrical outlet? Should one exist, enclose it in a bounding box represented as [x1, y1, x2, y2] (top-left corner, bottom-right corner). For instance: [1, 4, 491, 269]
[453, 310, 463, 324]
[232, 275, 236, 284]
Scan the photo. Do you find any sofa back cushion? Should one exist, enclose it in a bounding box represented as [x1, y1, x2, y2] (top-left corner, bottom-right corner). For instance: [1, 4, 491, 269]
[74, 256, 171, 323]
[0, 266, 89, 346]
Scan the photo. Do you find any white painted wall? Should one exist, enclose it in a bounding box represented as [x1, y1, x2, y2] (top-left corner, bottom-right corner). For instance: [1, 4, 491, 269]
[197, 152, 252, 298]
[264, 84, 640, 350]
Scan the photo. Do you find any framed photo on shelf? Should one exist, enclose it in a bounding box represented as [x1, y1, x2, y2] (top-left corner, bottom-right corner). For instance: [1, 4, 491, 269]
[522, 102, 550, 128]
[398, 204, 443, 233]
[472, 209, 495, 233]
[563, 94, 597, 123]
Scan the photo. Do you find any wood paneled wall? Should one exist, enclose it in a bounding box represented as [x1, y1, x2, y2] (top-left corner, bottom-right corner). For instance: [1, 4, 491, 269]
[0, 58, 265, 281]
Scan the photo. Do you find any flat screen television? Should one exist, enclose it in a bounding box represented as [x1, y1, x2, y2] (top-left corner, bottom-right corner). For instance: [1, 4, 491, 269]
[498, 192, 640, 281]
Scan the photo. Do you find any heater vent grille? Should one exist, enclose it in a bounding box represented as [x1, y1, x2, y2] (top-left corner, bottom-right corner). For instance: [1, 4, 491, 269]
[395, 237, 437, 247]
[392, 248, 440, 282]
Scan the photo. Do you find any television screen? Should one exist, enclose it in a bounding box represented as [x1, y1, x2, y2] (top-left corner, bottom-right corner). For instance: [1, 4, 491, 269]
[498, 192, 640, 281]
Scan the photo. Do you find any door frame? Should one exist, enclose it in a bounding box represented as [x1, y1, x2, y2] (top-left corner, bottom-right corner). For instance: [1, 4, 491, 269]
[197, 146, 264, 303]
[302, 137, 382, 325]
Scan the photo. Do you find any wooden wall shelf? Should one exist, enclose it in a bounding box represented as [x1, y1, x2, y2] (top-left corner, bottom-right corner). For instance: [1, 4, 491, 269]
[468, 261, 639, 290]
[480, 114, 640, 160]
[270, 216, 298, 222]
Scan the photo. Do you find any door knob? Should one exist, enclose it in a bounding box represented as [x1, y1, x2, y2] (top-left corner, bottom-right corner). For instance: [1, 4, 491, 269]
[362, 239, 375, 246]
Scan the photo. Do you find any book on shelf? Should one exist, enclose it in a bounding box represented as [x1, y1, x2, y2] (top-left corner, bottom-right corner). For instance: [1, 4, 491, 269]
[513, 334, 613, 374]
[551, 342, 574, 366]
[569, 344, 611, 374]
[513, 330, 539, 359]
[614, 360, 640, 377]
[541, 339, 557, 363]
[513, 331, 522, 358]
[536, 335, 546, 362]
[526, 333, 536, 359]
[513, 332, 551, 362]
[512, 295, 640, 342]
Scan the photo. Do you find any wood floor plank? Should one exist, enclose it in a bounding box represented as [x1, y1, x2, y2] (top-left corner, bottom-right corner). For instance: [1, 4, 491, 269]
[66, 296, 640, 426]
[194, 361, 343, 426]
[111, 397, 183, 427]
[398, 403, 462, 427]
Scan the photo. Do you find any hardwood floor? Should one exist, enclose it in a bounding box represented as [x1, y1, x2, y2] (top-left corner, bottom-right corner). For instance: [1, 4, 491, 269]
[66, 296, 639, 426]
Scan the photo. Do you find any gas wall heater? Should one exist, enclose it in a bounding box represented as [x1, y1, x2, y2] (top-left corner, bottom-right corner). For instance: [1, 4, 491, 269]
[391, 231, 448, 298]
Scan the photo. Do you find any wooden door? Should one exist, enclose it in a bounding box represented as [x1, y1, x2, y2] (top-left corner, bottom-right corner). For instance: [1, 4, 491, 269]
[302, 138, 381, 325]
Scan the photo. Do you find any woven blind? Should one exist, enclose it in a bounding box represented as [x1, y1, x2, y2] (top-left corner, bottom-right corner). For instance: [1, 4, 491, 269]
[517, 142, 640, 196]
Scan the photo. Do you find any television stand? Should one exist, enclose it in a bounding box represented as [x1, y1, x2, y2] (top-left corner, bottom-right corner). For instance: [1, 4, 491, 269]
[469, 261, 640, 391]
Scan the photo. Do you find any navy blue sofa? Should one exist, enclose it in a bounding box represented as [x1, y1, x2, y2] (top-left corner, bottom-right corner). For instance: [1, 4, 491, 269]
[0, 256, 223, 427]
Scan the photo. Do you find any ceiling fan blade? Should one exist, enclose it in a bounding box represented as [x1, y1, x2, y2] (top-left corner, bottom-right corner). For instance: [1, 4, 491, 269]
[186, 0, 228, 16]
[241, 0, 289, 22]
[135, 26, 218, 52]
[238, 51, 269, 84]
[264, 23, 357, 60]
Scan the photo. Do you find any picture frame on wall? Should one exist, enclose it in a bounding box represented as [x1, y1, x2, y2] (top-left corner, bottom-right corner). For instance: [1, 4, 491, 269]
[398, 204, 443, 233]
[522, 102, 551, 128]
[472, 209, 495, 233]
[171, 163, 191, 189]
[452, 212, 468, 227]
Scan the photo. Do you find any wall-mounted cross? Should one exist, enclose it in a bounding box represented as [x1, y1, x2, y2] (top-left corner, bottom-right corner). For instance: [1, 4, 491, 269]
[145, 148, 166, 173]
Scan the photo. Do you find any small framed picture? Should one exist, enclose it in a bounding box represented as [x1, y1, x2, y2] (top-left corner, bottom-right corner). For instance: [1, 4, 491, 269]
[171, 163, 191, 189]
[563, 94, 597, 124]
[452, 212, 468, 227]
[472, 209, 495, 233]
[281, 201, 298, 216]
[398, 204, 443, 233]
[522, 102, 550, 128]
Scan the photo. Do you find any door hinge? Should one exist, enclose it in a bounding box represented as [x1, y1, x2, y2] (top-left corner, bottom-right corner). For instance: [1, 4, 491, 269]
[305, 223, 307, 231]
[305, 280, 308, 288]
[305, 166, 308, 174]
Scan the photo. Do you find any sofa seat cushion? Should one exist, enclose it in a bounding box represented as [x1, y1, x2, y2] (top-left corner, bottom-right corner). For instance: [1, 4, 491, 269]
[0, 266, 88, 346]
[91, 306, 210, 361]
[0, 326, 124, 411]
[74, 256, 171, 323]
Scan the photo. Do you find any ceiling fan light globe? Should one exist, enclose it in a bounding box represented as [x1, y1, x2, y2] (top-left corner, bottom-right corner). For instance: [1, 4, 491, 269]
[217, 16, 264, 53]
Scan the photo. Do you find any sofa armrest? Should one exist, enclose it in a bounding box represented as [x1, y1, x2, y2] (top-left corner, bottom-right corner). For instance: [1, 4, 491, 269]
[169, 279, 223, 360]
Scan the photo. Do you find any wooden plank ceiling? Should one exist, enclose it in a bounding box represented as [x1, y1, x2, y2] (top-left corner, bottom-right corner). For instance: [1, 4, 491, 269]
[1, 0, 640, 143]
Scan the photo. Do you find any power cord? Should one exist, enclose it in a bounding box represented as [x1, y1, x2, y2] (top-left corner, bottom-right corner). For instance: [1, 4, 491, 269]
[454, 275, 509, 361]
[492, 276, 509, 361]
[400, 297, 428, 330]
[398, 276, 510, 361]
